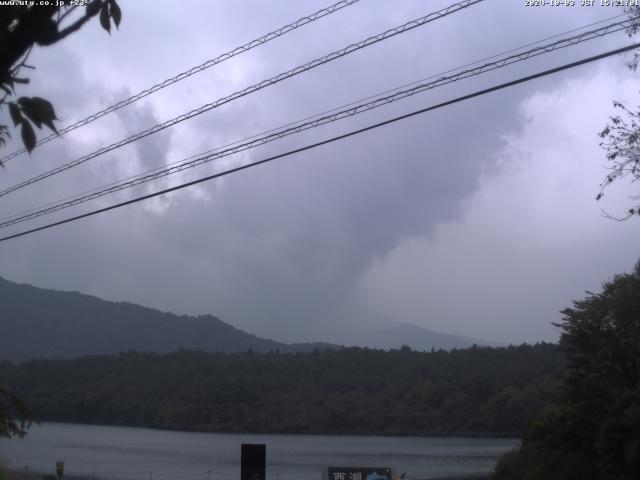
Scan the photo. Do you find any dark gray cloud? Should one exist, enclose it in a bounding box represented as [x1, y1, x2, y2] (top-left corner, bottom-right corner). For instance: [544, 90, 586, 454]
[1, 0, 638, 344]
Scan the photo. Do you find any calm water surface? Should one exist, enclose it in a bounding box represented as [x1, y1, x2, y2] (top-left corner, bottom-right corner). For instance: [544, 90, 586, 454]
[0, 423, 518, 480]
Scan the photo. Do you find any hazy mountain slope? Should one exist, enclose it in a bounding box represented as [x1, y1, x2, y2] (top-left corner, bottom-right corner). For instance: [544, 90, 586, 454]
[347, 323, 498, 351]
[0, 277, 493, 361]
[0, 277, 322, 361]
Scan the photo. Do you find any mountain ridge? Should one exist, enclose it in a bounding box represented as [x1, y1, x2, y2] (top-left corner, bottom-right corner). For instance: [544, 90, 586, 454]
[0, 276, 335, 361]
[347, 322, 501, 350]
[0, 277, 490, 361]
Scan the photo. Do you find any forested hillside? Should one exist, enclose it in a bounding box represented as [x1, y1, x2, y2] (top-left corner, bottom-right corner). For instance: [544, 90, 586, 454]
[0, 277, 333, 360]
[492, 261, 640, 479]
[0, 344, 563, 437]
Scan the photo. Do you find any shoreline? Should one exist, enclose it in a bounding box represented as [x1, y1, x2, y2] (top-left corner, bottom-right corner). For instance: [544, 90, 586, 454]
[1, 468, 92, 480]
[1, 470, 490, 480]
[18, 420, 522, 441]
[1, 424, 504, 480]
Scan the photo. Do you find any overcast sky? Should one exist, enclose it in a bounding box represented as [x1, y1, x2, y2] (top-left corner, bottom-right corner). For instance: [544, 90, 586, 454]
[1, 0, 639, 344]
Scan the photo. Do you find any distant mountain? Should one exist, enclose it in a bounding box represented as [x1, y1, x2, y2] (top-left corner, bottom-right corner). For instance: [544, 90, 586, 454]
[0, 277, 334, 362]
[0, 277, 498, 362]
[346, 323, 500, 351]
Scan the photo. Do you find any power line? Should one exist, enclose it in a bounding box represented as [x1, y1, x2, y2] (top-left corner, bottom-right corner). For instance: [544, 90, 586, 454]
[0, 0, 485, 199]
[34, 13, 626, 218]
[1, 42, 637, 244]
[0, 0, 362, 164]
[0, 16, 632, 229]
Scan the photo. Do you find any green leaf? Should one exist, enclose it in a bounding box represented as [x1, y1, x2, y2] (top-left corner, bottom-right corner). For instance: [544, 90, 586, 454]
[8, 102, 22, 126]
[109, 0, 121, 28]
[17, 97, 58, 133]
[21, 121, 36, 153]
[31, 97, 56, 120]
[17, 97, 41, 128]
[86, 0, 101, 17]
[31, 97, 58, 133]
[100, 3, 111, 33]
[0, 125, 8, 153]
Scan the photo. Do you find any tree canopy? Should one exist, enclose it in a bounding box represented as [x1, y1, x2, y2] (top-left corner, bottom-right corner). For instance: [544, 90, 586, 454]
[0, 0, 121, 156]
[493, 260, 640, 480]
[597, 6, 640, 219]
[0, 385, 32, 438]
[0, 344, 563, 438]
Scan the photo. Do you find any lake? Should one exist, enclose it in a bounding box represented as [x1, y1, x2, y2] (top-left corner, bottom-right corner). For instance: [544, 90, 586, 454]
[0, 423, 518, 480]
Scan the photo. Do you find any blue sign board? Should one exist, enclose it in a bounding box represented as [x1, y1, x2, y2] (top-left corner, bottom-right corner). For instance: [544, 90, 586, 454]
[327, 467, 392, 480]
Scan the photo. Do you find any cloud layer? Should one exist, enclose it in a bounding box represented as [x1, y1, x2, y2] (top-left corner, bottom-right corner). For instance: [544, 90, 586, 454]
[0, 0, 639, 344]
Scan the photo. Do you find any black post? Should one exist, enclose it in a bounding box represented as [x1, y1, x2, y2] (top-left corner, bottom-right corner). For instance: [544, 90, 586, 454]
[241, 444, 265, 480]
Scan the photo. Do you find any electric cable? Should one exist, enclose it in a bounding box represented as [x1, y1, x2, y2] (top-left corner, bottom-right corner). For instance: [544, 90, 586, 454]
[0, 0, 485, 199]
[1, 42, 637, 243]
[0, 0, 362, 164]
[0, 16, 633, 229]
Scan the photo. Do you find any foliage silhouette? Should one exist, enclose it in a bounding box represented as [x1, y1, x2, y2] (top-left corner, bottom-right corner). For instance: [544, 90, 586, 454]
[493, 260, 640, 479]
[0, 0, 121, 157]
[0, 343, 563, 437]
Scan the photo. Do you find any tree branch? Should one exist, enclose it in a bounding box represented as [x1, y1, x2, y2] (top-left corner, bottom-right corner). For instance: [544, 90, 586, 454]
[38, 9, 94, 46]
[601, 209, 635, 221]
[57, 5, 79, 25]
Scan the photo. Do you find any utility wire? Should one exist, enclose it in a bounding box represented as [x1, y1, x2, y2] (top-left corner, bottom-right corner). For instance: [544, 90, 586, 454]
[0, 0, 362, 164]
[0, 16, 633, 229]
[0, 14, 630, 226]
[9, 7, 622, 211]
[0, 0, 484, 199]
[1, 42, 637, 244]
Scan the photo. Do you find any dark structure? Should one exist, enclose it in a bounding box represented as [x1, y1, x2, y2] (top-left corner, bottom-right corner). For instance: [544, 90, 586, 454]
[241, 444, 266, 480]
